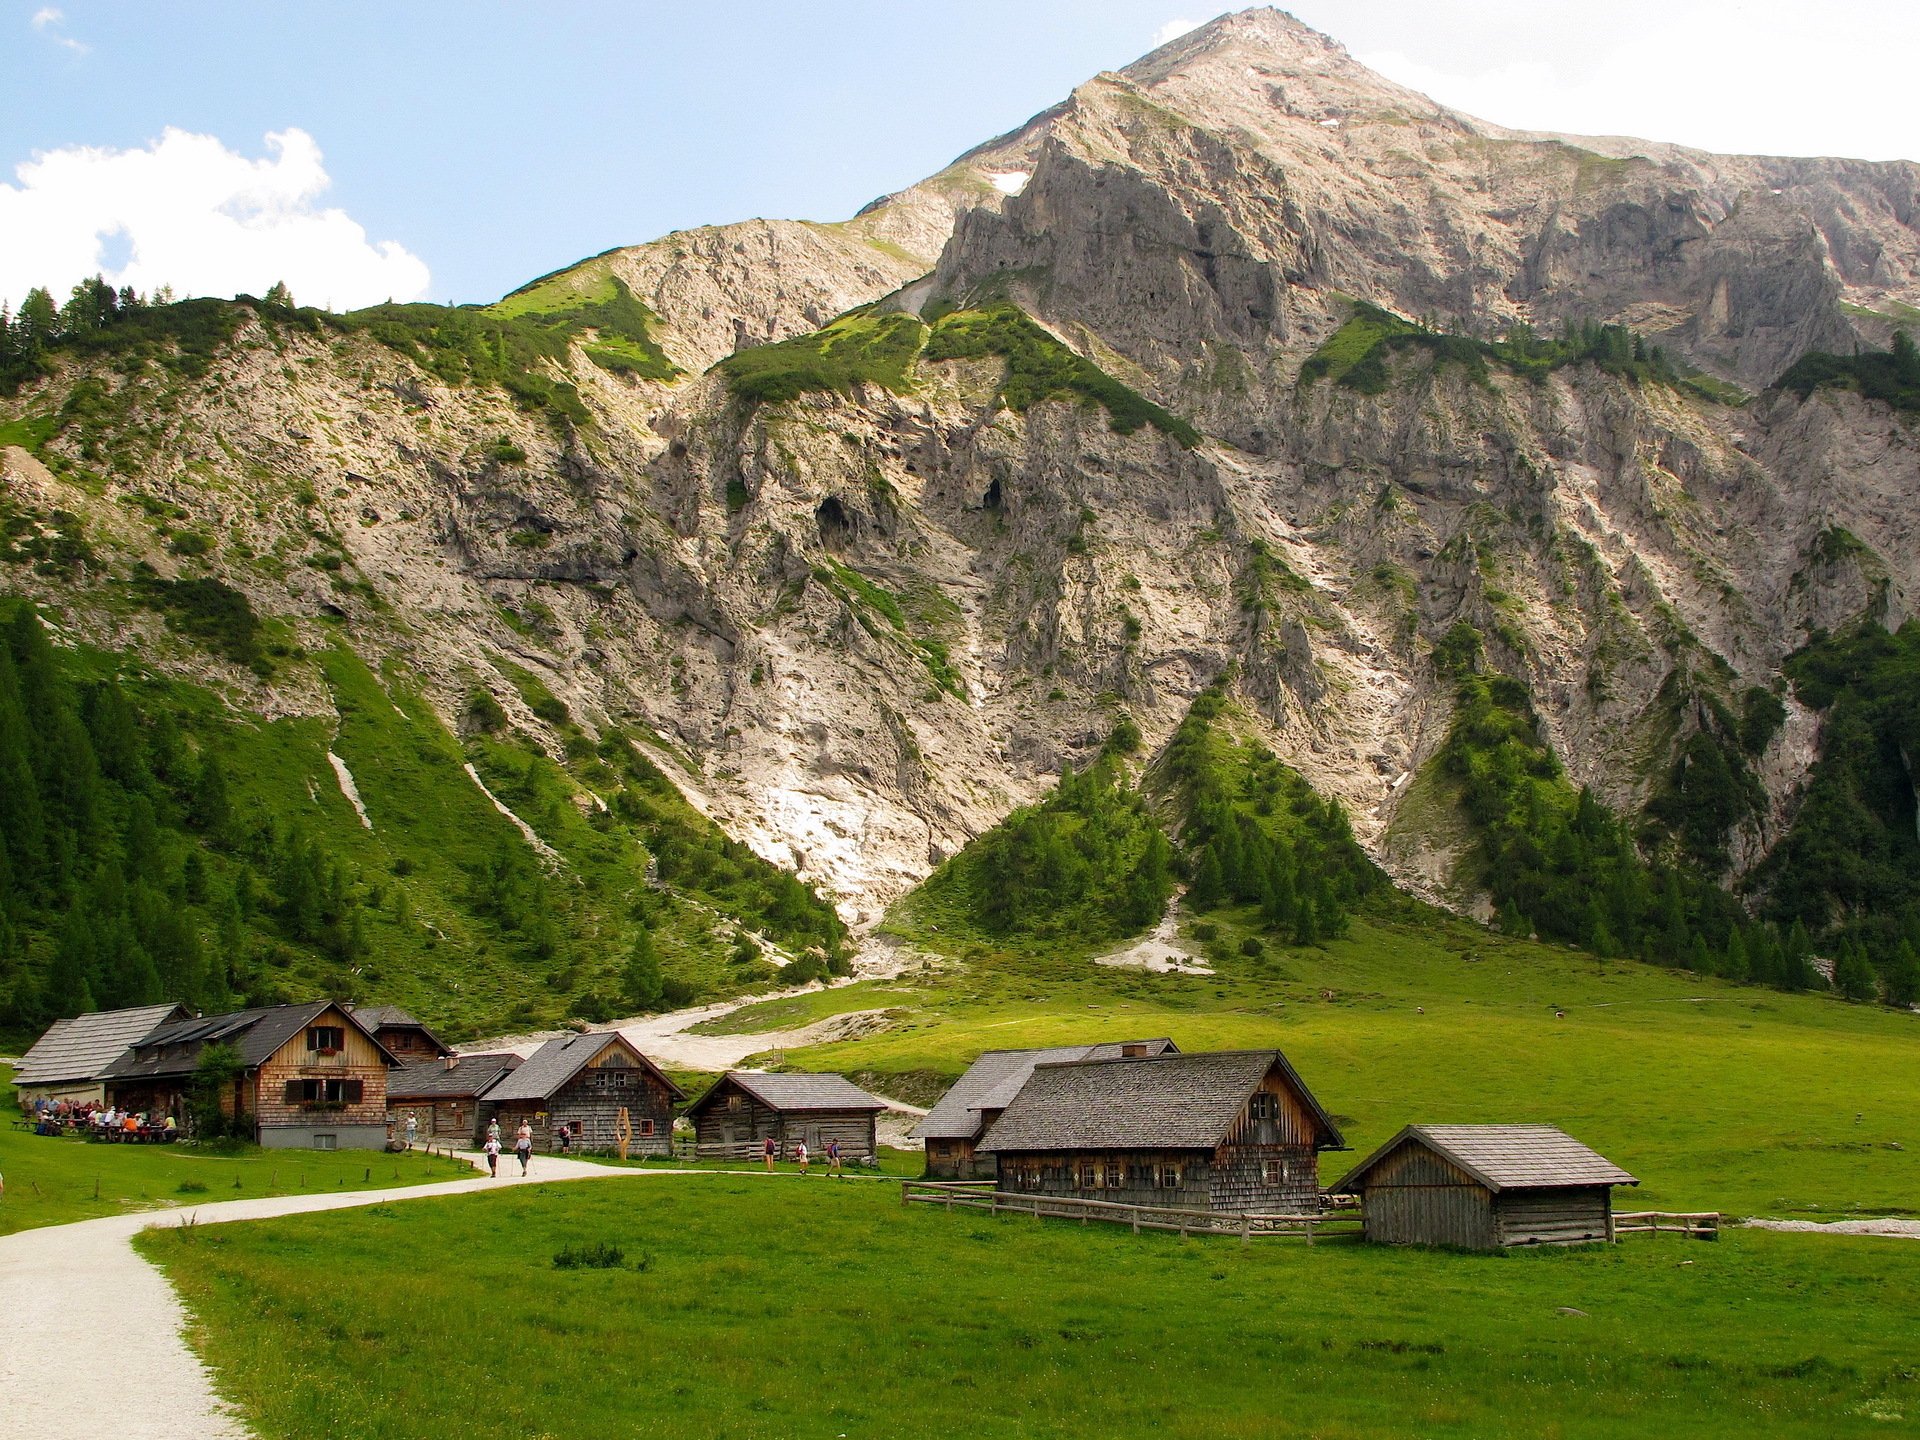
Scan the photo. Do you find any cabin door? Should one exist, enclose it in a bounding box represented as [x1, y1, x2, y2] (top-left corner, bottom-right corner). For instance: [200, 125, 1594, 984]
[805, 1123, 822, 1149]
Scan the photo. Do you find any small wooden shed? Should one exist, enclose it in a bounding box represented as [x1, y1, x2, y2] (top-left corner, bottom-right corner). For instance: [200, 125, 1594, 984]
[687, 1071, 886, 1161]
[1329, 1124, 1637, 1250]
[478, 1031, 682, 1155]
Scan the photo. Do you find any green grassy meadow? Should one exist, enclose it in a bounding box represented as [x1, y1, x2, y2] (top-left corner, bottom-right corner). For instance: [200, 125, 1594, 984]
[784, 902, 1920, 1219]
[0, 1066, 471, 1234]
[142, 1172, 1920, 1439]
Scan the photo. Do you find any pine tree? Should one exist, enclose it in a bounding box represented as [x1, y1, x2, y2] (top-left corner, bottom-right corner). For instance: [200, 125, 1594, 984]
[1687, 934, 1714, 975]
[1834, 944, 1879, 1003]
[1722, 930, 1751, 984]
[1188, 845, 1224, 910]
[624, 926, 665, 1010]
[1885, 942, 1920, 1009]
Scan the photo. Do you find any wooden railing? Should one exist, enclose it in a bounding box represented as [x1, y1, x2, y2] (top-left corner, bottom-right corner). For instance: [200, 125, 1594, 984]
[900, 1180, 1363, 1244]
[1613, 1210, 1720, 1241]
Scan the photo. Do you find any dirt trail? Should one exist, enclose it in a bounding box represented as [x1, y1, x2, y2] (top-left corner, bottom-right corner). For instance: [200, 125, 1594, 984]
[1742, 1216, 1920, 1240]
[0, 1152, 645, 1440]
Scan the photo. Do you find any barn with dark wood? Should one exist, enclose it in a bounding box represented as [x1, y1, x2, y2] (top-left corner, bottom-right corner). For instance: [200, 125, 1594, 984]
[978, 1048, 1344, 1213]
[911, 1039, 1179, 1179]
[1329, 1124, 1637, 1250]
[478, 1031, 682, 1155]
[687, 1071, 886, 1161]
[386, 1051, 523, 1142]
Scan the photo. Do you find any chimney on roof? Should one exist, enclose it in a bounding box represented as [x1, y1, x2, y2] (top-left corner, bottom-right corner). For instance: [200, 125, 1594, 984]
[445, 1052, 458, 1071]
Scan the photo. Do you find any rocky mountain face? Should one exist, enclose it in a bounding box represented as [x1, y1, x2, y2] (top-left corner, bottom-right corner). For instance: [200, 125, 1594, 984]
[4, 6, 1918, 943]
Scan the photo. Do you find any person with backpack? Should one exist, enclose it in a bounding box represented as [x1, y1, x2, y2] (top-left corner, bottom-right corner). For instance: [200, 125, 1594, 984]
[514, 1120, 533, 1175]
[794, 1139, 809, 1176]
[763, 1135, 777, 1171]
[483, 1135, 501, 1178]
[827, 1137, 842, 1178]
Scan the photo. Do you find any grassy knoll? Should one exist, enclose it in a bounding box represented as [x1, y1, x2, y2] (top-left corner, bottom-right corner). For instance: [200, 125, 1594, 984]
[144, 1173, 1920, 1438]
[793, 903, 1920, 1220]
[0, 1067, 471, 1234]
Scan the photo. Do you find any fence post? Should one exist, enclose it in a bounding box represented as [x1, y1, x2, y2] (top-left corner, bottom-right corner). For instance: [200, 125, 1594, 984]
[1241, 1213, 1251, 1247]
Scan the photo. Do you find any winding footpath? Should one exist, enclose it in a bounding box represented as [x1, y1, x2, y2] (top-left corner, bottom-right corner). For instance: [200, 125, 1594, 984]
[0, 1152, 647, 1440]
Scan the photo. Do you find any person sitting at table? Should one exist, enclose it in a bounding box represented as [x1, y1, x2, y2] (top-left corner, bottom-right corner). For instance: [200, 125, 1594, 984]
[123, 1112, 140, 1136]
[163, 1115, 178, 1138]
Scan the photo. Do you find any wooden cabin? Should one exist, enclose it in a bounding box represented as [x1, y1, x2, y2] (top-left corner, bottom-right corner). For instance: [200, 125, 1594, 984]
[348, 1005, 450, 1062]
[911, 1039, 1178, 1179]
[1329, 1124, 1638, 1250]
[386, 1052, 523, 1142]
[688, 1071, 886, 1161]
[979, 1049, 1344, 1212]
[101, 1001, 400, 1149]
[12, 1003, 188, 1109]
[478, 1032, 682, 1155]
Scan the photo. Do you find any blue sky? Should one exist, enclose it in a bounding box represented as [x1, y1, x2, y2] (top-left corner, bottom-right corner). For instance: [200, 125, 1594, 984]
[6, 2, 1918, 310]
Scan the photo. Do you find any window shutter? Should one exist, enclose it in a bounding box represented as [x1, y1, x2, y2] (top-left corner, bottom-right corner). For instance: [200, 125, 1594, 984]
[344, 1079, 364, 1104]
[284, 1080, 302, 1103]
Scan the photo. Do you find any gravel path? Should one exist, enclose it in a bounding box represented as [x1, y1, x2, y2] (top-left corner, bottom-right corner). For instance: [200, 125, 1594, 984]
[0, 1152, 646, 1440]
[1743, 1216, 1920, 1240]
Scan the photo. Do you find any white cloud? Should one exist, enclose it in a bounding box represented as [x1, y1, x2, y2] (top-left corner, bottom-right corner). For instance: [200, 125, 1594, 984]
[30, 6, 87, 54]
[0, 127, 431, 312]
[1154, 17, 1202, 47]
[1359, 4, 1920, 164]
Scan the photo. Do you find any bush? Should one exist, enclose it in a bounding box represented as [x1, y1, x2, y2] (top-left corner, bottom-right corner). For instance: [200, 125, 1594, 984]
[552, 1240, 625, 1270]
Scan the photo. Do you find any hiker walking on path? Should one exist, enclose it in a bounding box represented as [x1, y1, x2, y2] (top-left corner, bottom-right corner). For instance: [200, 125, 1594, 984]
[827, 1137, 841, 1178]
[483, 1136, 501, 1177]
[515, 1121, 533, 1176]
[763, 1135, 777, 1171]
[794, 1140, 809, 1176]
[403, 1113, 417, 1151]
[486, 1118, 501, 1146]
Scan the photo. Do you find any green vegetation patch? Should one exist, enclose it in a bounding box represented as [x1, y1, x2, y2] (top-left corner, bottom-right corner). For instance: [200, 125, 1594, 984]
[894, 756, 1174, 946]
[486, 267, 678, 382]
[810, 559, 963, 698]
[1777, 330, 1920, 415]
[923, 305, 1200, 445]
[1299, 300, 1740, 405]
[1153, 687, 1380, 944]
[127, 567, 266, 671]
[1757, 620, 1920, 1003]
[143, 1174, 1920, 1438]
[716, 303, 1200, 446]
[716, 309, 927, 406]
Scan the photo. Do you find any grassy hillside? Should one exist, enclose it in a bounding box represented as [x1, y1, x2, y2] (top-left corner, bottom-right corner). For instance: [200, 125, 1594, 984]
[145, 1175, 1920, 1438]
[767, 902, 1918, 1220]
[0, 598, 845, 1045]
[0, 1065, 470, 1234]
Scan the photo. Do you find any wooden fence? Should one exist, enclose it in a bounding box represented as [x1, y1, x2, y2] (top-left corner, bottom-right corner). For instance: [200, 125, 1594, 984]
[1612, 1210, 1720, 1241]
[900, 1180, 1363, 1244]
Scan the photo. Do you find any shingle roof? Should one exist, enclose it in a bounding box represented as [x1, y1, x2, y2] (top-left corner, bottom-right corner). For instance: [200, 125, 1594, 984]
[691, 1071, 886, 1117]
[1329, 1124, 1638, 1195]
[482, 1032, 684, 1104]
[386, 1053, 523, 1101]
[978, 1049, 1343, 1154]
[350, 1005, 449, 1051]
[909, 1039, 1179, 1141]
[100, 1001, 400, 1080]
[13, 1004, 189, 1086]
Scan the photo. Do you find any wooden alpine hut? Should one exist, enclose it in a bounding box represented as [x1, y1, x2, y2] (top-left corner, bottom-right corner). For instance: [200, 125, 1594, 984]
[12, 1003, 189, 1109]
[1329, 1124, 1637, 1249]
[688, 1071, 886, 1161]
[911, 1039, 1178, 1180]
[385, 1051, 523, 1143]
[978, 1048, 1344, 1213]
[478, 1031, 682, 1155]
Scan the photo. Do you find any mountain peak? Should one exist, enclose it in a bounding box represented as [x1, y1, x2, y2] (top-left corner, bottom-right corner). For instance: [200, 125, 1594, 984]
[1129, 7, 1354, 77]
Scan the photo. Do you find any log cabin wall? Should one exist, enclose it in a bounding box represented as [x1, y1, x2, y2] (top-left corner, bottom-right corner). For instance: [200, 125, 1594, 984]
[1207, 1144, 1320, 1212]
[994, 1150, 1214, 1209]
[252, 1007, 390, 1149]
[924, 1137, 993, 1179]
[388, 1096, 481, 1141]
[1492, 1187, 1613, 1247]
[692, 1085, 878, 1159]
[489, 1048, 676, 1155]
[1358, 1145, 1495, 1249]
